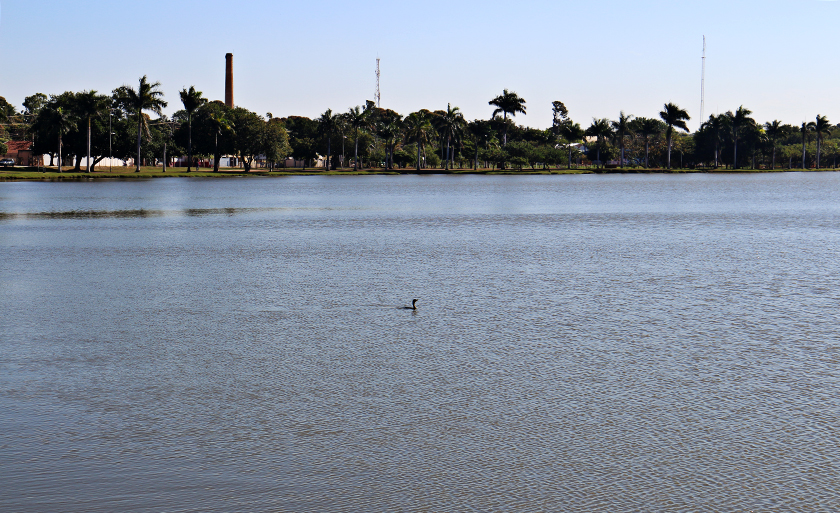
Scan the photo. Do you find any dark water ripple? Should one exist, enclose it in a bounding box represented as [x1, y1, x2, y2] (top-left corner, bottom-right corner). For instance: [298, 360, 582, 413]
[2, 174, 840, 512]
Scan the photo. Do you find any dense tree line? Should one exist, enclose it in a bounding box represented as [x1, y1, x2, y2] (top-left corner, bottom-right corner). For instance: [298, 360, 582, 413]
[3, 80, 839, 172]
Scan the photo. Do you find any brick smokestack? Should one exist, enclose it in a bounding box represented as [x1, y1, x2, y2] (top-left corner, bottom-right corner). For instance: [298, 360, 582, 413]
[225, 53, 234, 108]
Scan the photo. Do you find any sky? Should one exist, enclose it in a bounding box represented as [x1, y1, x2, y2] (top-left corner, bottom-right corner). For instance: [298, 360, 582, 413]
[1, 0, 838, 130]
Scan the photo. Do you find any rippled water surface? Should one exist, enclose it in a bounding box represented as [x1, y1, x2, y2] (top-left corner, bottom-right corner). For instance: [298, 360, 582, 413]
[2, 174, 840, 512]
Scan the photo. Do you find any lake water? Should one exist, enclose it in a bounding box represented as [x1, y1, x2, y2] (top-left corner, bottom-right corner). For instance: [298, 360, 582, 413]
[1, 173, 839, 512]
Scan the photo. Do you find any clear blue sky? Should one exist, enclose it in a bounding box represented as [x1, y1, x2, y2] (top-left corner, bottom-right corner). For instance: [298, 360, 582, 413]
[1, 0, 838, 130]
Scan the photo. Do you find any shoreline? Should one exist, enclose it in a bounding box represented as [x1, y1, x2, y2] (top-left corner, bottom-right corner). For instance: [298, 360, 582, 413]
[1, 166, 837, 181]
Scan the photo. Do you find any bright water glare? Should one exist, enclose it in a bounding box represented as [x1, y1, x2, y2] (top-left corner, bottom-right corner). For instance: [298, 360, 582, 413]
[1, 173, 840, 512]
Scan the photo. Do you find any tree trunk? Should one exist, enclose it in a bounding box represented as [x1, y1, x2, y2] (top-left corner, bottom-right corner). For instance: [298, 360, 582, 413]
[187, 115, 193, 172]
[163, 142, 167, 172]
[416, 139, 421, 172]
[733, 139, 738, 170]
[817, 136, 821, 168]
[802, 136, 807, 169]
[136, 111, 142, 172]
[771, 146, 775, 170]
[326, 137, 331, 171]
[354, 128, 360, 170]
[645, 139, 650, 168]
[667, 134, 672, 169]
[214, 132, 220, 172]
[446, 137, 450, 170]
[58, 134, 62, 173]
[87, 116, 92, 173]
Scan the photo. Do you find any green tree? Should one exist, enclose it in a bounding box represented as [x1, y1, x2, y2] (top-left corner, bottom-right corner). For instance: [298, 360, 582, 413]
[346, 105, 370, 170]
[74, 90, 111, 172]
[466, 120, 495, 170]
[229, 107, 265, 171]
[113, 76, 168, 172]
[23, 93, 48, 118]
[763, 120, 785, 170]
[489, 89, 526, 146]
[373, 109, 402, 170]
[659, 103, 691, 169]
[700, 114, 727, 168]
[0, 96, 15, 121]
[263, 118, 290, 171]
[558, 121, 585, 169]
[631, 117, 663, 168]
[800, 121, 815, 169]
[180, 86, 208, 172]
[611, 111, 634, 167]
[725, 106, 754, 169]
[434, 103, 465, 170]
[814, 114, 831, 169]
[585, 118, 613, 166]
[44, 103, 77, 173]
[404, 110, 434, 171]
[318, 109, 338, 171]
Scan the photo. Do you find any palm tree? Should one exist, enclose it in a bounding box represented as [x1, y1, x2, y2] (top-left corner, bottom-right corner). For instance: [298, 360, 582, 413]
[611, 111, 634, 167]
[74, 90, 110, 173]
[374, 111, 402, 170]
[180, 86, 207, 172]
[404, 110, 434, 172]
[489, 89, 526, 146]
[659, 103, 691, 169]
[558, 121, 586, 169]
[726, 106, 754, 169]
[466, 120, 494, 170]
[585, 118, 613, 167]
[800, 121, 815, 169]
[346, 105, 370, 170]
[208, 109, 233, 172]
[113, 76, 167, 172]
[318, 109, 338, 171]
[44, 105, 76, 173]
[814, 115, 831, 169]
[699, 114, 727, 168]
[633, 117, 663, 168]
[763, 120, 784, 170]
[434, 104, 465, 170]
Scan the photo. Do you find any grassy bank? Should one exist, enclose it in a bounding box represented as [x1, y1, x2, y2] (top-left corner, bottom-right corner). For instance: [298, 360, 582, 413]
[1, 165, 836, 181]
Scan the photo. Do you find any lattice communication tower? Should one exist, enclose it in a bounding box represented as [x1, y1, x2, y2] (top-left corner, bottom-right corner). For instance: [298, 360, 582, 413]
[375, 58, 381, 108]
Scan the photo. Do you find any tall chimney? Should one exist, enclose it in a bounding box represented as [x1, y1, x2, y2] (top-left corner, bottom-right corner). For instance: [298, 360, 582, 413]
[225, 53, 234, 108]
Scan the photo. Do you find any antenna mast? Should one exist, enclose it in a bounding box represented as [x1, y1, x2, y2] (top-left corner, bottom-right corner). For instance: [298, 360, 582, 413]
[375, 58, 381, 108]
[700, 36, 706, 129]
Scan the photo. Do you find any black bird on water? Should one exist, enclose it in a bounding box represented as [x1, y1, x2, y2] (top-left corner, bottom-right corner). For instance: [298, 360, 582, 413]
[400, 299, 418, 310]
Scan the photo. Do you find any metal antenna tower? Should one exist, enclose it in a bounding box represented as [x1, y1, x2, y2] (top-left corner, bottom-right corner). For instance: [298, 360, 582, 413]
[375, 58, 381, 108]
[700, 36, 706, 129]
